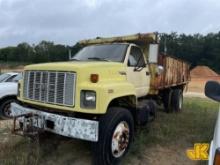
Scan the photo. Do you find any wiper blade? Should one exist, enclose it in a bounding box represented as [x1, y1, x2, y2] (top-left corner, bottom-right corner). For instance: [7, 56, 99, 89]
[88, 57, 111, 61]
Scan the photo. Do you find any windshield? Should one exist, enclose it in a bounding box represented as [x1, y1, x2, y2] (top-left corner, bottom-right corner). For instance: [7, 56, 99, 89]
[72, 44, 128, 62]
[12, 73, 22, 82]
[0, 73, 10, 82]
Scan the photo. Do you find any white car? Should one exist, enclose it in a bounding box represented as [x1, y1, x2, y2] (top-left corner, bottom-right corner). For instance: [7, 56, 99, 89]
[0, 73, 22, 118]
[205, 81, 220, 165]
[0, 72, 19, 83]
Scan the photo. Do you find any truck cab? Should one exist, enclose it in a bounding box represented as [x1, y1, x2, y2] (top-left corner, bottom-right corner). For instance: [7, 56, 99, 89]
[72, 42, 151, 97]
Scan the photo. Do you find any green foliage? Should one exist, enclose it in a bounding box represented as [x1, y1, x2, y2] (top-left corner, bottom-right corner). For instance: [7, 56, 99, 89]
[0, 41, 81, 65]
[160, 31, 220, 73]
[1, 32, 220, 73]
[122, 97, 218, 165]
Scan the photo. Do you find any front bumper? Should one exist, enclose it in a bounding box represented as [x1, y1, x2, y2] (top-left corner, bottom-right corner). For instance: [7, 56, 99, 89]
[10, 103, 99, 142]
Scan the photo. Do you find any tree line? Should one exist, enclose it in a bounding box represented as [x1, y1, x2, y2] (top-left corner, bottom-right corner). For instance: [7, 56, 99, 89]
[159, 32, 220, 73]
[0, 32, 220, 73]
[0, 41, 74, 64]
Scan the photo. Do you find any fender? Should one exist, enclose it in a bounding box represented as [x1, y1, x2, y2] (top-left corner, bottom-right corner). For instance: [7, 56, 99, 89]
[0, 82, 18, 99]
[79, 81, 137, 114]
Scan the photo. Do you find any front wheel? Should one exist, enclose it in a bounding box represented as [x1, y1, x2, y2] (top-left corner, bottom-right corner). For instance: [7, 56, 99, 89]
[0, 98, 15, 119]
[92, 107, 134, 165]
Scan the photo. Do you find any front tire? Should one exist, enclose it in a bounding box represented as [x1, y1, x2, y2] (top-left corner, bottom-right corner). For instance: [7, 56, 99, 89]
[92, 107, 134, 165]
[0, 98, 15, 119]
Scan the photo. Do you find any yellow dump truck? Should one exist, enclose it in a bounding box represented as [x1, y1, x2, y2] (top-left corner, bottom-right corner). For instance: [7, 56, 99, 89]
[11, 33, 190, 165]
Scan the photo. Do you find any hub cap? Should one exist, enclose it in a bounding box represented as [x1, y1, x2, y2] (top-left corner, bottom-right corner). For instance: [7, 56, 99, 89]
[111, 121, 130, 158]
[3, 103, 12, 118]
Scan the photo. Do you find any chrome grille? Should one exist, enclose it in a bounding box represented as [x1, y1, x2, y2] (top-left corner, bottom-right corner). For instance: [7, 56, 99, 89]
[23, 71, 76, 106]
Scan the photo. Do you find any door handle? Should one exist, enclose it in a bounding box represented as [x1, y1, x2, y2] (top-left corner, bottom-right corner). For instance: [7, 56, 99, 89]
[146, 72, 150, 76]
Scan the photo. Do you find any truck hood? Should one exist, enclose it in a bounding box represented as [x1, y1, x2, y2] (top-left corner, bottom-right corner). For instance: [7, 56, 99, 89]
[24, 61, 127, 83]
[24, 61, 124, 71]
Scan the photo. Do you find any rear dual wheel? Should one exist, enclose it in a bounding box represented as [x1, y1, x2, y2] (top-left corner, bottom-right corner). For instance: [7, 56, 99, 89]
[171, 89, 183, 112]
[163, 89, 173, 113]
[163, 89, 183, 113]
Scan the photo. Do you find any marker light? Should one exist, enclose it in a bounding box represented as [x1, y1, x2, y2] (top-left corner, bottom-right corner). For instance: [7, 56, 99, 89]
[90, 74, 99, 83]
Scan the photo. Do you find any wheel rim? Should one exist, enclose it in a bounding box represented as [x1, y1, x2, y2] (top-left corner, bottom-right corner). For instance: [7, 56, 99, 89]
[179, 95, 183, 110]
[3, 103, 12, 118]
[111, 121, 130, 158]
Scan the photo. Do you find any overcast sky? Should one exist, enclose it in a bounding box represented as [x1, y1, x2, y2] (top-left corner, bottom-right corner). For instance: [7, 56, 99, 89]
[0, 0, 220, 48]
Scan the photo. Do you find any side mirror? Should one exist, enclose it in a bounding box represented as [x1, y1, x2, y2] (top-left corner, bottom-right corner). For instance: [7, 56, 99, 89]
[205, 81, 220, 102]
[149, 44, 159, 63]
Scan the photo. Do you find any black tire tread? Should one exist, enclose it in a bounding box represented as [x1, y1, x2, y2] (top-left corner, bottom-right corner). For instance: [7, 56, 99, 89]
[171, 89, 183, 112]
[0, 98, 15, 119]
[92, 107, 134, 165]
[163, 89, 173, 113]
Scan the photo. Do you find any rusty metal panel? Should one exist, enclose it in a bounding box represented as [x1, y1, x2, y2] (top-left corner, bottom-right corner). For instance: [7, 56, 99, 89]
[78, 33, 158, 46]
[154, 54, 190, 90]
[11, 102, 99, 142]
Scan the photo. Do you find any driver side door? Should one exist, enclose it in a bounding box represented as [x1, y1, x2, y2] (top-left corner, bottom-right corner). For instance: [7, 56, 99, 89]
[126, 46, 150, 97]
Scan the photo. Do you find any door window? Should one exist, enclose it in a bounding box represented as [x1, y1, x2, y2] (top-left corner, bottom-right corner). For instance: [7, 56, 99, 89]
[5, 75, 17, 82]
[128, 46, 145, 67]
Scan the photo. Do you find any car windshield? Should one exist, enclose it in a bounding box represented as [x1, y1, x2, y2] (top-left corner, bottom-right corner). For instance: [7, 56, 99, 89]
[72, 44, 128, 62]
[0, 73, 10, 82]
[12, 73, 22, 82]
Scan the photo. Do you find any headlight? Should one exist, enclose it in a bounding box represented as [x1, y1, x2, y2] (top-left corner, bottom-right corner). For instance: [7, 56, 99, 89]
[81, 90, 96, 108]
[214, 148, 220, 165]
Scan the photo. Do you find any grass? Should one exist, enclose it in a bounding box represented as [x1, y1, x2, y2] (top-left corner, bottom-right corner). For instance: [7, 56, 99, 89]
[0, 97, 219, 165]
[122, 97, 219, 165]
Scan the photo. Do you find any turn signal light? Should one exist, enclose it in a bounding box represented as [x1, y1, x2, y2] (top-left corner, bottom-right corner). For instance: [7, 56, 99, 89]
[214, 148, 220, 165]
[90, 74, 99, 83]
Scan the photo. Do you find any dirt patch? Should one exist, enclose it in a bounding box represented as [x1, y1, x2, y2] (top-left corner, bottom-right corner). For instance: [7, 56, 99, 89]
[190, 65, 219, 77]
[187, 77, 220, 93]
[0, 68, 24, 73]
[188, 65, 220, 93]
[0, 65, 24, 73]
[184, 92, 206, 98]
[0, 120, 14, 144]
[125, 144, 197, 165]
[0, 120, 199, 165]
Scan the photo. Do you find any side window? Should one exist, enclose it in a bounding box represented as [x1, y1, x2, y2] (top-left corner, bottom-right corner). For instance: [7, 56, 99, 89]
[5, 75, 17, 82]
[128, 46, 145, 67]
